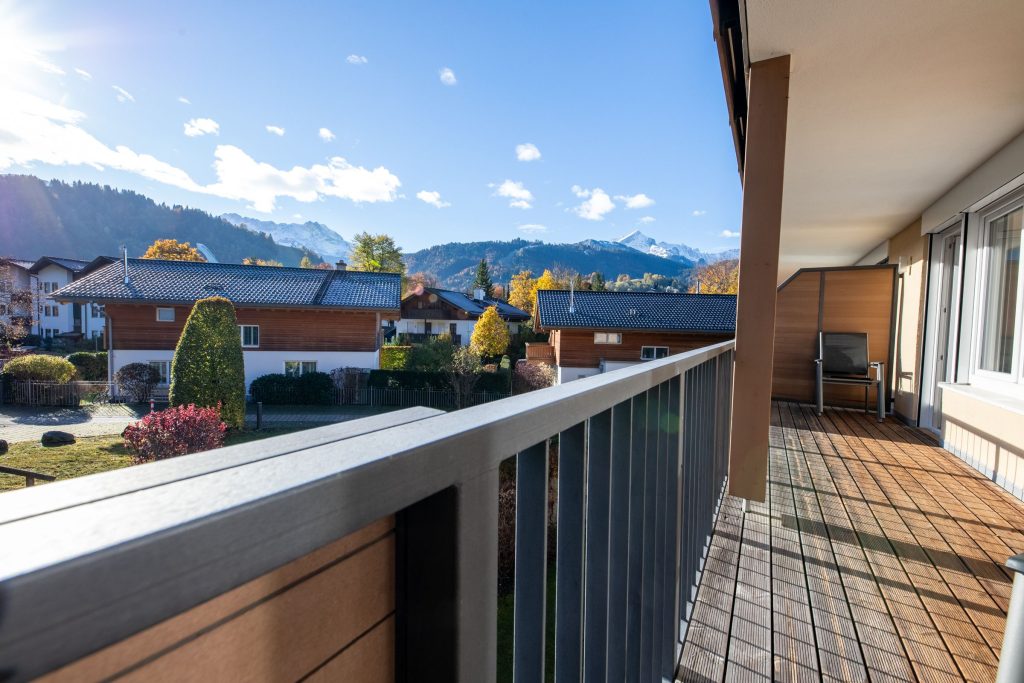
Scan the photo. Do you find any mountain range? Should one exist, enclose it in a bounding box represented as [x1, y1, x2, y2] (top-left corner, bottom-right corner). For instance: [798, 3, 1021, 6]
[615, 230, 739, 264]
[1, 176, 735, 290]
[221, 213, 352, 264]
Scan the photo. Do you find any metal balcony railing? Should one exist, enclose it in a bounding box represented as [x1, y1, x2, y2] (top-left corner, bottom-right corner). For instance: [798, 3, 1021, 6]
[0, 340, 734, 682]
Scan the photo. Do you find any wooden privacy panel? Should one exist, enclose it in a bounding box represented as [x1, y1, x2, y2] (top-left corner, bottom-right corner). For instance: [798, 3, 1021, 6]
[40, 516, 396, 683]
[771, 266, 896, 406]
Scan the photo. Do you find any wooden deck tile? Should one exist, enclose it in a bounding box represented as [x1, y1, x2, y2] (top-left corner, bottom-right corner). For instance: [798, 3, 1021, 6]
[676, 402, 1021, 683]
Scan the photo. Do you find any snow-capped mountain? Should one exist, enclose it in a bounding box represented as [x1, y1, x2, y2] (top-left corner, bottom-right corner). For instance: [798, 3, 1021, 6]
[221, 213, 351, 263]
[616, 230, 739, 265]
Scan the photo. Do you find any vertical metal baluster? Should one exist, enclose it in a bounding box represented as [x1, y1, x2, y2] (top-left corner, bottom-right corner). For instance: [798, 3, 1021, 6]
[456, 468, 500, 682]
[514, 441, 550, 683]
[606, 400, 632, 682]
[664, 374, 683, 674]
[652, 382, 668, 681]
[583, 409, 612, 683]
[639, 386, 659, 682]
[556, 422, 586, 683]
[625, 392, 648, 679]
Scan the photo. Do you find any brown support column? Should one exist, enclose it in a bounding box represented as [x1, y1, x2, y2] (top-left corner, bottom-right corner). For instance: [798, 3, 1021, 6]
[728, 54, 790, 501]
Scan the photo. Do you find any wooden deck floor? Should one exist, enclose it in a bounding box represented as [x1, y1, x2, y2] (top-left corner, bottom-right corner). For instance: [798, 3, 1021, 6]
[678, 402, 1024, 683]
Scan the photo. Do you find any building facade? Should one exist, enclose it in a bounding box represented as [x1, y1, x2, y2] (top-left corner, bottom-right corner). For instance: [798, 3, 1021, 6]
[55, 259, 401, 391]
[535, 290, 736, 383]
[396, 287, 529, 347]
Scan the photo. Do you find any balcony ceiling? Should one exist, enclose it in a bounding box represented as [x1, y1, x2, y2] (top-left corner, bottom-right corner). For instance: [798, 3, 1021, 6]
[742, 0, 1024, 280]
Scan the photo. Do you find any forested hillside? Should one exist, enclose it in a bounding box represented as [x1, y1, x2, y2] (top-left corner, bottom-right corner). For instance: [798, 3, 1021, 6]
[0, 175, 315, 265]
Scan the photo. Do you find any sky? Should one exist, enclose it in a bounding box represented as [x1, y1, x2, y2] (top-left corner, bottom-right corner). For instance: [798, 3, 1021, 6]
[0, 0, 742, 253]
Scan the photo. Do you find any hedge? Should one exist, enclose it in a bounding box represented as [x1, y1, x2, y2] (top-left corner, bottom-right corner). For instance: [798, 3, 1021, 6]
[66, 351, 108, 381]
[380, 345, 412, 370]
[169, 297, 246, 428]
[367, 369, 509, 393]
[249, 372, 334, 405]
[1, 354, 77, 382]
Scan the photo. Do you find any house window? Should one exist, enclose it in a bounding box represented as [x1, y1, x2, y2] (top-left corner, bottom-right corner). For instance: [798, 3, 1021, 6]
[641, 346, 669, 360]
[91, 304, 105, 318]
[977, 203, 1022, 379]
[240, 324, 260, 348]
[0, 304, 8, 316]
[149, 361, 171, 385]
[594, 332, 622, 344]
[284, 361, 317, 377]
[156, 307, 175, 322]
[42, 282, 51, 294]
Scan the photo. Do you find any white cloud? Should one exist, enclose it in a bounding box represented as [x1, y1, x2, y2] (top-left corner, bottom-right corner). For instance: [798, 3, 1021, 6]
[265, 125, 285, 136]
[439, 67, 457, 86]
[0, 91, 402, 214]
[490, 179, 533, 209]
[720, 229, 740, 238]
[517, 223, 547, 234]
[346, 54, 368, 65]
[207, 146, 401, 212]
[319, 127, 335, 142]
[571, 186, 615, 221]
[74, 68, 92, 81]
[516, 143, 541, 162]
[638, 216, 655, 224]
[614, 193, 655, 209]
[692, 209, 707, 216]
[183, 117, 220, 137]
[178, 96, 191, 104]
[416, 190, 450, 208]
[112, 85, 134, 103]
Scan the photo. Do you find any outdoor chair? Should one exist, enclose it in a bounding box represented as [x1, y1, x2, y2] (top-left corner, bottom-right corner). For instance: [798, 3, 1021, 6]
[814, 331, 885, 421]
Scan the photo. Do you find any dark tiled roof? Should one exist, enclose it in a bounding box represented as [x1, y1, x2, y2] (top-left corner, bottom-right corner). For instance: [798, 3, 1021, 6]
[536, 290, 736, 333]
[414, 288, 531, 321]
[53, 259, 401, 311]
[28, 256, 91, 274]
[7, 259, 35, 270]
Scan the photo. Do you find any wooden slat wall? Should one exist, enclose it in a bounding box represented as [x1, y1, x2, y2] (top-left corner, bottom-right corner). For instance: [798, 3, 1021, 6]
[106, 304, 379, 352]
[552, 329, 732, 368]
[40, 517, 396, 683]
[771, 266, 896, 406]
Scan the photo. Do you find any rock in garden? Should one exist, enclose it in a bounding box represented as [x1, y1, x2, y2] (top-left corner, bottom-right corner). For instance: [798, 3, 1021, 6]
[0, 439, 7, 455]
[41, 431, 76, 447]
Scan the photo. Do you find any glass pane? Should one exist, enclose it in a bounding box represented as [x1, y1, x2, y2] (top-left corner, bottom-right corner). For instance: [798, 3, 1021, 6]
[302, 361, 317, 374]
[979, 206, 1021, 374]
[284, 362, 299, 377]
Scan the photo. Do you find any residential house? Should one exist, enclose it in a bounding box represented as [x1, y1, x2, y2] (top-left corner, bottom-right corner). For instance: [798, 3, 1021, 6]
[28, 256, 115, 341]
[396, 286, 529, 346]
[5, 3, 1024, 682]
[535, 290, 736, 383]
[54, 259, 401, 389]
[0, 258, 35, 326]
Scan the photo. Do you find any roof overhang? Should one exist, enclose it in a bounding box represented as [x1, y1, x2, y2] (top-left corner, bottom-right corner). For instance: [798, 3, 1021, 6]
[713, 0, 1024, 280]
[53, 296, 399, 315]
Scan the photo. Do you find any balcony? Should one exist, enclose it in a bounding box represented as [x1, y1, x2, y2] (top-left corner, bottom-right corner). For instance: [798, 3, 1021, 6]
[1, 342, 1021, 682]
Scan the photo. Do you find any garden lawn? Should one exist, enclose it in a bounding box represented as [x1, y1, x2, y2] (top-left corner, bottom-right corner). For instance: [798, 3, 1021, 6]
[0, 429, 303, 492]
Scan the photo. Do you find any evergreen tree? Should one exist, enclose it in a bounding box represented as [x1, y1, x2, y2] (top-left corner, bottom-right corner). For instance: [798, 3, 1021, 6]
[590, 271, 606, 291]
[169, 297, 246, 429]
[473, 258, 494, 297]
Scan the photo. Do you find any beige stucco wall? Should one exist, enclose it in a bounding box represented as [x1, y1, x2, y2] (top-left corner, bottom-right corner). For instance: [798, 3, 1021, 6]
[940, 385, 1024, 502]
[888, 220, 929, 423]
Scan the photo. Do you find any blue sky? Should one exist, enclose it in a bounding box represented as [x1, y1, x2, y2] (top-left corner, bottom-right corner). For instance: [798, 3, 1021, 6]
[0, 0, 742, 252]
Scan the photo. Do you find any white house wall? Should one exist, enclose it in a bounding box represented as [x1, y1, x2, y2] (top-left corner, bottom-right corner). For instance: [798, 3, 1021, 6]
[110, 349, 379, 395]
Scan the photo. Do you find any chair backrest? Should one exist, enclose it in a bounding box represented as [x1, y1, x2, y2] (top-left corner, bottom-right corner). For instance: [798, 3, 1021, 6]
[820, 332, 869, 376]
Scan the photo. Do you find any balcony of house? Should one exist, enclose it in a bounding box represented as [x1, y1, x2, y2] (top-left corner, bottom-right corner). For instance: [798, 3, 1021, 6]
[397, 331, 462, 345]
[678, 400, 1024, 682]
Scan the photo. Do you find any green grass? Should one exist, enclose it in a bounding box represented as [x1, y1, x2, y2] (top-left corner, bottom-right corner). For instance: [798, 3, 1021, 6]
[497, 565, 556, 683]
[0, 428, 304, 492]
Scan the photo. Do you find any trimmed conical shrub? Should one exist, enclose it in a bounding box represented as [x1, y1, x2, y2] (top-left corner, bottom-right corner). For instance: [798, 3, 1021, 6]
[169, 296, 246, 428]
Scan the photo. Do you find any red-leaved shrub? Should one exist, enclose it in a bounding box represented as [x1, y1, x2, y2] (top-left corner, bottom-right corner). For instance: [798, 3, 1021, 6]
[123, 403, 227, 464]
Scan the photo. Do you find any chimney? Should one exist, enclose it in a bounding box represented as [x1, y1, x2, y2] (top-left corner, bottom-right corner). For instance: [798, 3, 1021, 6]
[473, 287, 485, 301]
[335, 259, 347, 271]
[122, 245, 129, 285]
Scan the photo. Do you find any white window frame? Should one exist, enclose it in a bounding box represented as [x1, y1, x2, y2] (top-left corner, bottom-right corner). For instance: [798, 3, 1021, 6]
[239, 324, 260, 348]
[148, 360, 171, 386]
[968, 187, 1024, 397]
[594, 332, 623, 344]
[641, 346, 669, 360]
[284, 360, 317, 377]
[156, 307, 175, 322]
